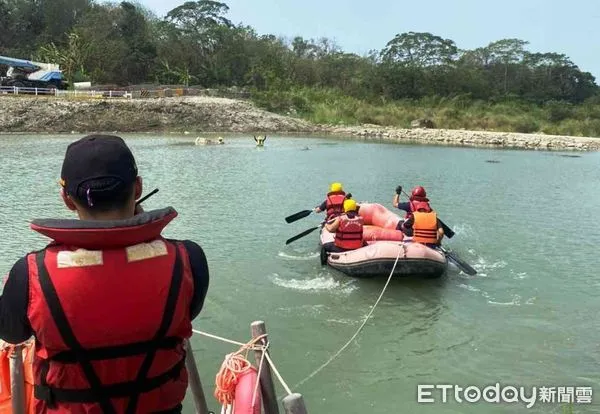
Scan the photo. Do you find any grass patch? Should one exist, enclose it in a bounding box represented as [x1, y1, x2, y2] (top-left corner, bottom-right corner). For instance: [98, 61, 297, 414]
[251, 87, 600, 137]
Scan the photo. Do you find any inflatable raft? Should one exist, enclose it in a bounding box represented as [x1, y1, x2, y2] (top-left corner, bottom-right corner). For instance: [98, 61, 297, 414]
[319, 203, 448, 278]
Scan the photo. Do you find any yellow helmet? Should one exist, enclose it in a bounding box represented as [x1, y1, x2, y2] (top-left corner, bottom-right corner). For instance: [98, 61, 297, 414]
[343, 199, 357, 212]
[330, 182, 343, 192]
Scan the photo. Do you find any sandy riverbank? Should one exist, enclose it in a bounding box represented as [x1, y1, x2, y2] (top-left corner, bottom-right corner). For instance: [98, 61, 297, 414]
[1, 95, 598, 150]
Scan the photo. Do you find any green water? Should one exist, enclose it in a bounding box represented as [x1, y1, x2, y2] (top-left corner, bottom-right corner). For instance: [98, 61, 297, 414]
[1, 134, 599, 413]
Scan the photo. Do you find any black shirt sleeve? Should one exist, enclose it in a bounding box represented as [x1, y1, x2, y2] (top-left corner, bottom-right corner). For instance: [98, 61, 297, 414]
[397, 202, 412, 213]
[0, 256, 33, 344]
[181, 240, 209, 321]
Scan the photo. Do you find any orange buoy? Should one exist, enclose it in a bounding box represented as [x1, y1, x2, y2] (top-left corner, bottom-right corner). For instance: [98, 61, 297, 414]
[0, 340, 35, 414]
[215, 352, 261, 414]
[233, 366, 261, 414]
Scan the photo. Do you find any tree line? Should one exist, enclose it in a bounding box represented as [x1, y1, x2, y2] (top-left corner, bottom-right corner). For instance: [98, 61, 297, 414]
[1, 0, 597, 105]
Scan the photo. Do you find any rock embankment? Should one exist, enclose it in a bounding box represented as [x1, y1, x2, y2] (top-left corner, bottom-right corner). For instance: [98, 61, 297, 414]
[323, 124, 600, 151]
[1, 95, 599, 151]
[0, 96, 318, 134]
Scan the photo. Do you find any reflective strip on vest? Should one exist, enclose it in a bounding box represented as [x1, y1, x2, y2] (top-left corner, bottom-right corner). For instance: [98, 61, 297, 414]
[412, 212, 438, 244]
[335, 215, 364, 250]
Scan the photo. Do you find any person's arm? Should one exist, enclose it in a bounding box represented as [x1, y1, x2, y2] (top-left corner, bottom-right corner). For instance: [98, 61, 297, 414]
[181, 241, 209, 320]
[437, 220, 445, 243]
[325, 218, 339, 233]
[314, 200, 326, 213]
[397, 202, 411, 213]
[0, 257, 33, 344]
[393, 185, 403, 208]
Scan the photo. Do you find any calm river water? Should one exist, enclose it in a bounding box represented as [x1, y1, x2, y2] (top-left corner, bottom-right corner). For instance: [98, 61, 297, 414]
[1, 134, 599, 413]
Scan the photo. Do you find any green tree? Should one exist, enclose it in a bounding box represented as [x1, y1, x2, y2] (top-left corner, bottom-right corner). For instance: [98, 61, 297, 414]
[380, 32, 458, 67]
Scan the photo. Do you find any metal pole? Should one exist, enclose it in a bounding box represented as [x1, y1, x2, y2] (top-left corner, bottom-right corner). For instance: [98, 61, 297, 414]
[251, 321, 280, 414]
[184, 339, 209, 414]
[10, 345, 25, 414]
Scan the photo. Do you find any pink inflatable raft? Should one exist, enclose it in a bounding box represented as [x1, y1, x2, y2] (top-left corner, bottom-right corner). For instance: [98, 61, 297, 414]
[319, 203, 448, 278]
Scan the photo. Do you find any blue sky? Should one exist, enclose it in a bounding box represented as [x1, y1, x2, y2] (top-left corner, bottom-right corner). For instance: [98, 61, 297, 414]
[138, 0, 600, 81]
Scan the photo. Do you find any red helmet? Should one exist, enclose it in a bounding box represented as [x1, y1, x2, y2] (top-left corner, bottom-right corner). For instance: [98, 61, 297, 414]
[411, 186, 427, 198]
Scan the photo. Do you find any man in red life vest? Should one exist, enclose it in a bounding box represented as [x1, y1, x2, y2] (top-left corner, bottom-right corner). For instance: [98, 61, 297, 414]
[0, 135, 209, 413]
[322, 199, 365, 253]
[313, 182, 353, 221]
[393, 185, 443, 245]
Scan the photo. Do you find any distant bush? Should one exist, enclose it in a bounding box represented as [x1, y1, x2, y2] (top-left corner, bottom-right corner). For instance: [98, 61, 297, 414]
[252, 86, 600, 137]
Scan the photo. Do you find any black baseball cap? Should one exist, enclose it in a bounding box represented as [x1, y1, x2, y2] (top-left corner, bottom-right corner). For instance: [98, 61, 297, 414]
[60, 135, 138, 197]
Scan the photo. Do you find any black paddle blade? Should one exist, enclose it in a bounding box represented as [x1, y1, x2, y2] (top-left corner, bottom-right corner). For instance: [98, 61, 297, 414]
[439, 219, 455, 239]
[445, 250, 477, 276]
[285, 226, 320, 245]
[285, 209, 312, 223]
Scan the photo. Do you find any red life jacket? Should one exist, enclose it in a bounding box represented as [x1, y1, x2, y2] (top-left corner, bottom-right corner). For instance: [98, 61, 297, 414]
[335, 213, 364, 250]
[325, 191, 346, 220]
[409, 199, 432, 215]
[26, 207, 194, 414]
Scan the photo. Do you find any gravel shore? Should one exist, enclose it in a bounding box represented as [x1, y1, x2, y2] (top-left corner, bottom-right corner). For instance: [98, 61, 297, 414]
[1, 95, 598, 151]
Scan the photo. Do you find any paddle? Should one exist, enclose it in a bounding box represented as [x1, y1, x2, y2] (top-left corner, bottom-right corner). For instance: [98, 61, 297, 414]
[438, 246, 477, 276]
[285, 225, 322, 245]
[400, 189, 455, 239]
[136, 188, 159, 206]
[285, 193, 353, 224]
[285, 209, 313, 223]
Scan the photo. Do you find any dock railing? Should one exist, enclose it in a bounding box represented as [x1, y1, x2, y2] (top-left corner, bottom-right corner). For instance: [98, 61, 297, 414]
[5, 320, 308, 414]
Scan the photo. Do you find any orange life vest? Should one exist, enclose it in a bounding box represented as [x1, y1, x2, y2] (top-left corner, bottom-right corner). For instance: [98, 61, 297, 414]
[335, 214, 364, 250]
[325, 191, 346, 220]
[26, 207, 194, 414]
[412, 211, 439, 244]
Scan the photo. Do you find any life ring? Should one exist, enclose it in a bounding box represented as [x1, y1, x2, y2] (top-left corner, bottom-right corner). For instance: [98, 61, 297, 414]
[214, 353, 261, 414]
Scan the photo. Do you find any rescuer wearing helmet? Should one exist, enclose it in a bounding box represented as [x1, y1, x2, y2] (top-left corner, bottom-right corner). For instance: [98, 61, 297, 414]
[393, 185, 443, 244]
[322, 199, 365, 252]
[313, 182, 353, 221]
[0, 135, 209, 413]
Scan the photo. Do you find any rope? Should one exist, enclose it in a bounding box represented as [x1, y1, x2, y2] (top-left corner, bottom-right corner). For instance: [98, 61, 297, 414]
[293, 247, 402, 389]
[263, 351, 293, 395]
[213, 334, 267, 410]
[191, 328, 294, 397]
[193, 329, 248, 348]
[192, 245, 402, 394]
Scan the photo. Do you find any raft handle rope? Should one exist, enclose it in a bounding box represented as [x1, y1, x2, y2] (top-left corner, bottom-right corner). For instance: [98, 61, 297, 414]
[192, 246, 401, 395]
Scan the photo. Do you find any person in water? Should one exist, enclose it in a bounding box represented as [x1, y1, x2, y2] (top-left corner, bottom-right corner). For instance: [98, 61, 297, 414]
[322, 199, 365, 253]
[0, 134, 210, 413]
[393, 185, 443, 245]
[313, 182, 353, 221]
[254, 135, 267, 146]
